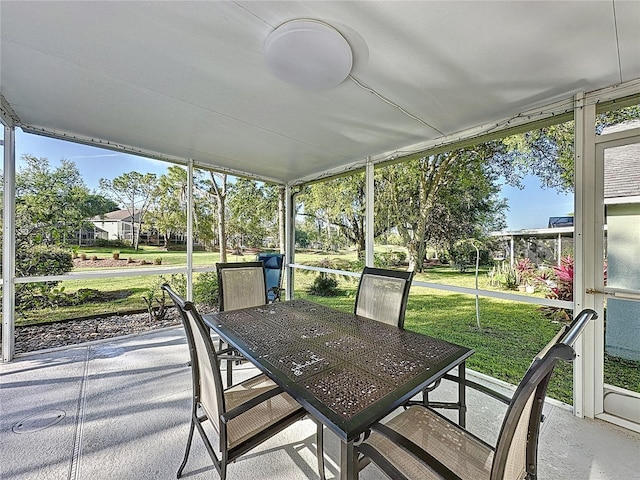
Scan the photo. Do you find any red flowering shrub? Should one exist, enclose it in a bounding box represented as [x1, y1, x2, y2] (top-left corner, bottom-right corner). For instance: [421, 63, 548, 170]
[542, 255, 606, 322]
[548, 256, 574, 301]
[515, 257, 535, 285]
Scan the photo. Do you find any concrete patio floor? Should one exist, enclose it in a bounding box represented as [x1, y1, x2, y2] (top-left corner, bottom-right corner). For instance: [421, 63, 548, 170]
[1, 326, 639, 480]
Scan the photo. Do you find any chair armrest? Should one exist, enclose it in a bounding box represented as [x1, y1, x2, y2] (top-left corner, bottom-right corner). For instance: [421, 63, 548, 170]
[441, 373, 512, 405]
[220, 386, 285, 423]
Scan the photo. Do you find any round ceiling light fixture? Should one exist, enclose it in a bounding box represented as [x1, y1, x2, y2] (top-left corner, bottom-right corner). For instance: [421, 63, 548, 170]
[264, 19, 353, 91]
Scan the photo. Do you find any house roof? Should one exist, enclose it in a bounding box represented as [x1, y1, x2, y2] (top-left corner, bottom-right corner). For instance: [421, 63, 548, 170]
[90, 209, 139, 222]
[2, 1, 639, 185]
[603, 120, 640, 200]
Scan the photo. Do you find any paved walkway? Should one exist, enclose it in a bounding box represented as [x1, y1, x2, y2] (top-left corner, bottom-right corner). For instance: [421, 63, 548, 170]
[1, 327, 639, 480]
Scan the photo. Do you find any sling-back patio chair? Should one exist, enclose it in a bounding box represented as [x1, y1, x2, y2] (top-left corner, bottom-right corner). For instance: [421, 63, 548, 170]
[216, 261, 268, 386]
[256, 252, 285, 302]
[354, 267, 414, 328]
[162, 284, 310, 480]
[356, 308, 597, 480]
[216, 261, 268, 312]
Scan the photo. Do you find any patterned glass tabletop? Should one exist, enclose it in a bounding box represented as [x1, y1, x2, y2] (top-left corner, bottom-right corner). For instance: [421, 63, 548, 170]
[204, 299, 473, 441]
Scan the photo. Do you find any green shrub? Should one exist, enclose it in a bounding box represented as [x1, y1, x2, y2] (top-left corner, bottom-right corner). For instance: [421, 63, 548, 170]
[193, 272, 219, 306]
[165, 272, 219, 307]
[16, 245, 74, 277]
[154, 257, 162, 265]
[488, 261, 518, 290]
[309, 274, 339, 297]
[168, 274, 187, 298]
[142, 278, 167, 321]
[15, 245, 74, 309]
[95, 238, 129, 248]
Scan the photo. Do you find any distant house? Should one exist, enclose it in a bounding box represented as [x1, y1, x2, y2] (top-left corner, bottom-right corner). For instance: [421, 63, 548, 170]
[86, 209, 189, 247]
[90, 209, 142, 243]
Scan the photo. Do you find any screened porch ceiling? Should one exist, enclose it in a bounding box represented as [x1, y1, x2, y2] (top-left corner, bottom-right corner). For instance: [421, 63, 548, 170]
[1, 1, 639, 185]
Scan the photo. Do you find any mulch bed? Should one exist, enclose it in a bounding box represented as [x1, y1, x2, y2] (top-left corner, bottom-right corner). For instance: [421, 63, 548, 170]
[73, 257, 152, 268]
[4, 304, 217, 355]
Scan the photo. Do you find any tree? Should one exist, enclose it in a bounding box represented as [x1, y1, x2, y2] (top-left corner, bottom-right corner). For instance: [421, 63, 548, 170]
[99, 171, 158, 250]
[80, 194, 119, 218]
[148, 166, 188, 249]
[226, 179, 269, 248]
[11, 155, 91, 309]
[500, 105, 640, 193]
[378, 143, 508, 271]
[15, 155, 93, 247]
[299, 173, 389, 254]
[196, 171, 229, 262]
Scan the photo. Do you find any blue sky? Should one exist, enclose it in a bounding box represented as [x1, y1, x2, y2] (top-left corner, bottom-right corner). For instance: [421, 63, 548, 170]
[10, 129, 572, 230]
[14, 129, 172, 189]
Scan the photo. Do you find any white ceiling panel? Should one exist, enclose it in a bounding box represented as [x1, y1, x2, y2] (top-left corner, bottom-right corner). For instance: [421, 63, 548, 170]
[2, 1, 639, 184]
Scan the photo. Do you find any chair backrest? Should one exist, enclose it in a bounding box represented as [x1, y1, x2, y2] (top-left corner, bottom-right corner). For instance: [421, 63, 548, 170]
[216, 262, 268, 311]
[490, 308, 597, 480]
[256, 253, 284, 302]
[162, 284, 226, 437]
[354, 267, 414, 328]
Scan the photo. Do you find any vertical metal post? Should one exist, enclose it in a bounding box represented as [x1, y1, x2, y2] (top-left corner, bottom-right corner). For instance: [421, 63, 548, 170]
[557, 232, 562, 266]
[573, 92, 599, 418]
[365, 156, 374, 267]
[186, 159, 194, 301]
[510, 235, 514, 266]
[2, 126, 16, 362]
[284, 184, 295, 300]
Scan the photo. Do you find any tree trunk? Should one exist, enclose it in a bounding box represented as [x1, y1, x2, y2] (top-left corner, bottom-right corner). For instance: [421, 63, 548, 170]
[218, 194, 227, 262]
[406, 239, 420, 272]
[133, 222, 140, 250]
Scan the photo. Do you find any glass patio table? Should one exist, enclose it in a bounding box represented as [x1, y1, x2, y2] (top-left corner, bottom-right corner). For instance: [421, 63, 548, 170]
[203, 299, 473, 480]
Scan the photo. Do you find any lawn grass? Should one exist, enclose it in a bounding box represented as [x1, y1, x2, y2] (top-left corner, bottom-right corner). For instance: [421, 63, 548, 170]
[18, 274, 164, 324]
[16, 246, 640, 404]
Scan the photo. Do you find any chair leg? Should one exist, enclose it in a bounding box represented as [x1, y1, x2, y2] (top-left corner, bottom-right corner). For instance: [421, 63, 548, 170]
[177, 414, 196, 478]
[226, 358, 233, 387]
[316, 420, 326, 480]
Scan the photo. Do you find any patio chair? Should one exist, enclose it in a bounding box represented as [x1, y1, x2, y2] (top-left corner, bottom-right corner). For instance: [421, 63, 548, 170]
[256, 252, 285, 302]
[162, 284, 308, 480]
[354, 267, 414, 328]
[216, 261, 268, 312]
[357, 308, 597, 480]
[216, 261, 269, 386]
